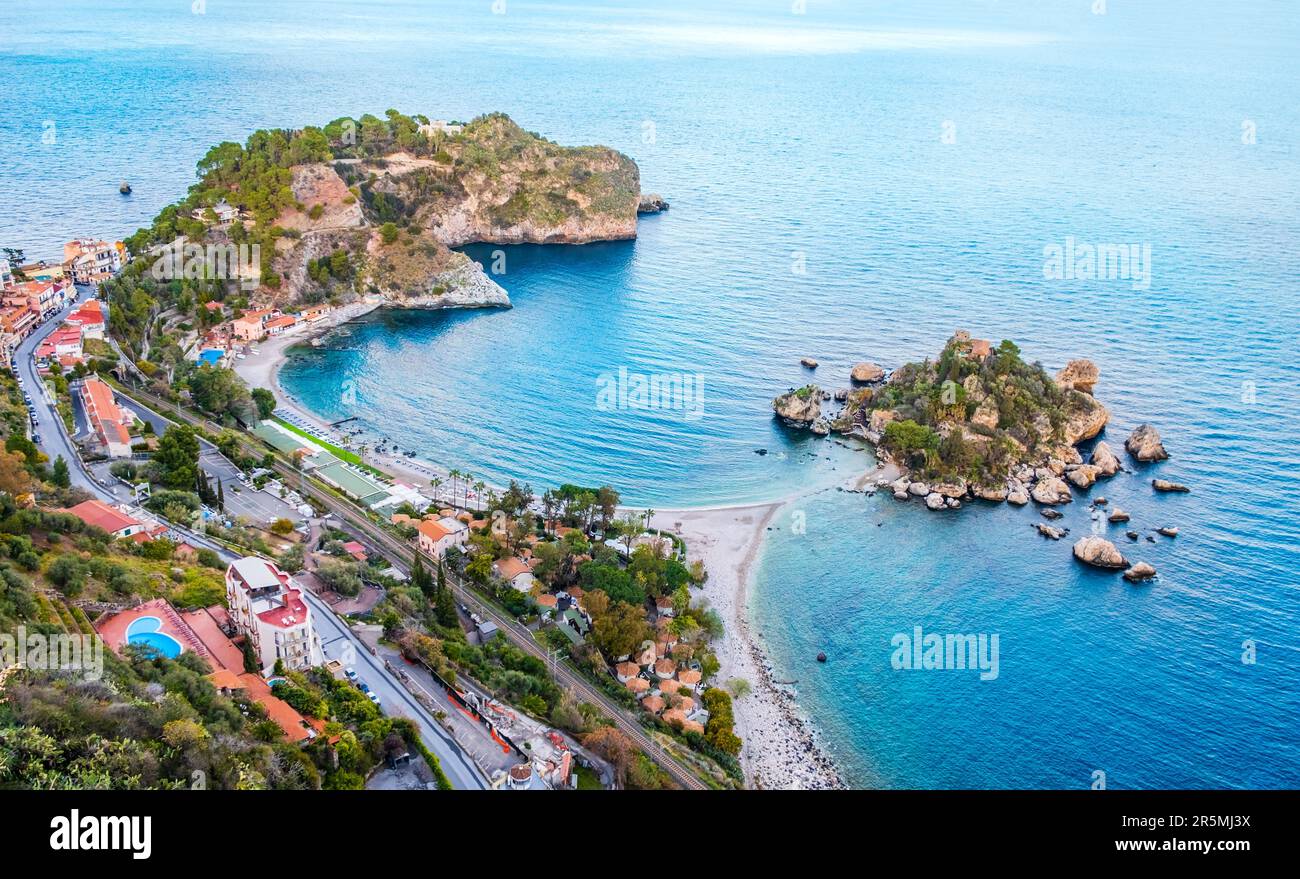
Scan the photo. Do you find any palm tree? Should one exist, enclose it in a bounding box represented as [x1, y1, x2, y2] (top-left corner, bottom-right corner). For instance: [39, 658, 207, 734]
[643, 508, 655, 532]
[448, 469, 461, 510]
[430, 475, 443, 504]
[474, 480, 486, 513]
[461, 472, 473, 509]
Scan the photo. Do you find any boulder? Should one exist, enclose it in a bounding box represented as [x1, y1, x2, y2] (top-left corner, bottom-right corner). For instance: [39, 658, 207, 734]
[893, 490, 909, 500]
[1055, 359, 1100, 394]
[1036, 523, 1065, 540]
[1062, 394, 1110, 445]
[1156, 526, 1179, 538]
[772, 387, 822, 427]
[945, 497, 961, 509]
[1152, 479, 1189, 493]
[1067, 464, 1102, 490]
[1041, 508, 1063, 520]
[889, 477, 910, 494]
[1089, 441, 1120, 476]
[931, 480, 967, 499]
[973, 483, 1009, 502]
[1125, 530, 1139, 540]
[925, 493, 946, 511]
[1031, 476, 1073, 505]
[850, 362, 885, 383]
[1006, 480, 1030, 505]
[834, 388, 849, 402]
[970, 399, 1000, 431]
[1072, 537, 1128, 570]
[800, 357, 819, 369]
[1122, 562, 1157, 582]
[1107, 508, 1130, 523]
[1125, 424, 1169, 461]
[869, 409, 897, 433]
[908, 482, 930, 497]
[810, 418, 830, 436]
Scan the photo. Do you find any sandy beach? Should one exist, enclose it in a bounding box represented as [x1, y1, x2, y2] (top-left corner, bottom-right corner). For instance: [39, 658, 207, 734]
[651, 502, 846, 790]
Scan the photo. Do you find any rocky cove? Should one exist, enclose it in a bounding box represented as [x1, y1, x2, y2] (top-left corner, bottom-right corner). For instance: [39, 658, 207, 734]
[774, 330, 1189, 582]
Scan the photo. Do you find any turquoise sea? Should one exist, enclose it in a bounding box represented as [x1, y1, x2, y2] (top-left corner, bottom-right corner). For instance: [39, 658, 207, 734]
[4, 0, 1298, 787]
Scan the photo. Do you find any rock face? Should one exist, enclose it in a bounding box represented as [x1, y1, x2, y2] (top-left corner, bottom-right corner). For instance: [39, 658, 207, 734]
[376, 251, 510, 309]
[1062, 393, 1110, 444]
[771, 386, 822, 427]
[1123, 562, 1157, 582]
[1152, 479, 1190, 493]
[1056, 359, 1100, 394]
[637, 193, 669, 213]
[970, 399, 1000, 430]
[1067, 464, 1102, 490]
[973, 483, 1009, 502]
[1073, 537, 1128, 570]
[850, 362, 885, 383]
[1126, 424, 1169, 461]
[1089, 441, 1120, 476]
[1031, 476, 1073, 505]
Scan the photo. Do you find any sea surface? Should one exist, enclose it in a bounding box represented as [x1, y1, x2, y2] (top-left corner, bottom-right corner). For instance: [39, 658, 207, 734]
[4, 0, 1298, 788]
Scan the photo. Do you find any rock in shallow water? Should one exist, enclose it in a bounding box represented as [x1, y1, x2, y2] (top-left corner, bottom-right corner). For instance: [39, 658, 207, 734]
[1073, 536, 1128, 569]
[1123, 561, 1157, 581]
[1126, 423, 1169, 461]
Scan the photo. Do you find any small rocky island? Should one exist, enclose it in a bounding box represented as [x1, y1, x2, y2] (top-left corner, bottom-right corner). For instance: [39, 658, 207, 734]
[774, 330, 1182, 582]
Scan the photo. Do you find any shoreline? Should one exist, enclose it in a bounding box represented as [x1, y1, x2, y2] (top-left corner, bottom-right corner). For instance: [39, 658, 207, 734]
[236, 302, 856, 789]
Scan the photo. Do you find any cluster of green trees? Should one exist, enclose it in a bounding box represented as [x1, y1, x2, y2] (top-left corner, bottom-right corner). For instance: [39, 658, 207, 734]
[872, 337, 1075, 483]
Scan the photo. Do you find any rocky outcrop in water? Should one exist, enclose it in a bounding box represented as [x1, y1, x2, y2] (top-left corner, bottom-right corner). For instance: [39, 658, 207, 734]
[1126, 423, 1169, 461]
[1090, 441, 1121, 476]
[1056, 359, 1100, 394]
[1152, 479, 1190, 493]
[850, 361, 884, 383]
[1073, 537, 1128, 569]
[637, 193, 669, 213]
[1122, 561, 1157, 581]
[772, 386, 823, 427]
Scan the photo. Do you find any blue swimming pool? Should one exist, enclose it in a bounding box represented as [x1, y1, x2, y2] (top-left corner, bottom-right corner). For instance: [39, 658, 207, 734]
[125, 616, 183, 659]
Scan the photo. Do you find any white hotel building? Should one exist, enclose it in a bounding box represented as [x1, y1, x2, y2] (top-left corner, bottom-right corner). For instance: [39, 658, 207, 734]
[225, 556, 324, 675]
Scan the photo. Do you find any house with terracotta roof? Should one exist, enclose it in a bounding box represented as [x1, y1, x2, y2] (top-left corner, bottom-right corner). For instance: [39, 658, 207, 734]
[80, 377, 133, 457]
[63, 238, 123, 285]
[640, 694, 665, 715]
[416, 516, 467, 558]
[654, 658, 677, 680]
[264, 314, 297, 335]
[340, 540, 368, 562]
[64, 499, 145, 539]
[655, 596, 676, 618]
[533, 593, 558, 612]
[65, 299, 106, 339]
[494, 556, 535, 592]
[35, 325, 82, 363]
[625, 676, 650, 695]
[677, 668, 702, 690]
[225, 556, 324, 675]
[232, 313, 267, 342]
[614, 661, 640, 684]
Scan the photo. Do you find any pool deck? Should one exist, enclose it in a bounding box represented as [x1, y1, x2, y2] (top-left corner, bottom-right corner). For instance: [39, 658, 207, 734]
[95, 599, 211, 661]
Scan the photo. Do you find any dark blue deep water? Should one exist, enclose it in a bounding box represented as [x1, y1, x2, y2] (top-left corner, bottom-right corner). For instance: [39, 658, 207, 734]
[5, 0, 1297, 787]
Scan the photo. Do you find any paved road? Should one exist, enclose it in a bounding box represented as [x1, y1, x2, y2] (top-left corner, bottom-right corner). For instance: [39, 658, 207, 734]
[302, 587, 489, 790]
[16, 283, 99, 491]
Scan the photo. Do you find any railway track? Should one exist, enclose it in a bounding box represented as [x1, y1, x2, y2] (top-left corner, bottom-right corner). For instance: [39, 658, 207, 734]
[115, 385, 711, 790]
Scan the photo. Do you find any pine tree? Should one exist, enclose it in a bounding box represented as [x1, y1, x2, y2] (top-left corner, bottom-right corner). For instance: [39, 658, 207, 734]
[436, 560, 446, 597]
[217, 479, 225, 512]
[411, 555, 433, 600]
[51, 455, 71, 488]
[435, 584, 458, 628]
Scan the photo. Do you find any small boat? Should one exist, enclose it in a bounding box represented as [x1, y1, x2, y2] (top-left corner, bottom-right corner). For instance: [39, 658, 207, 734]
[119, 181, 132, 194]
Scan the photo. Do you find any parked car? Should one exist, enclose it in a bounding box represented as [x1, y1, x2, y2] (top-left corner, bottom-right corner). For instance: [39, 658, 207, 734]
[367, 692, 381, 706]
[31, 434, 41, 444]
[357, 681, 370, 694]
[344, 668, 357, 681]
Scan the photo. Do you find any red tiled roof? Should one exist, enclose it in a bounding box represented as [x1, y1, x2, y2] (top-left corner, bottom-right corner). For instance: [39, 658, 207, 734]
[64, 499, 140, 535]
[255, 588, 311, 629]
[496, 557, 530, 580]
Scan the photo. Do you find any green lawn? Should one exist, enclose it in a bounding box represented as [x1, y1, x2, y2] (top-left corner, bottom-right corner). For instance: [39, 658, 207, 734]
[272, 416, 363, 465]
[574, 764, 603, 790]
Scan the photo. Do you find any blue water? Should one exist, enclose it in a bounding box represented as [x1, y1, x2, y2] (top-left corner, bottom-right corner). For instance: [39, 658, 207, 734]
[125, 616, 183, 659]
[5, 0, 1298, 787]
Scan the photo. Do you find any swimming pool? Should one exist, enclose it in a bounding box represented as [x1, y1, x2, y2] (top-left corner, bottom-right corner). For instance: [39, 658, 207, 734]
[125, 616, 183, 659]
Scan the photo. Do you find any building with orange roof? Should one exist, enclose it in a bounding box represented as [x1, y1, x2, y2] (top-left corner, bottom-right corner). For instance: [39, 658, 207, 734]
[676, 668, 702, 689]
[81, 376, 133, 457]
[65, 299, 106, 338]
[614, 661, 640, 683]
[264, 314, 297, 335]
[494, 556, 535, 592]
[232, 313, 267, 342]
[416, 517, 467, 558]
[659, 678, 681, 695]
[625, 677, 650, 695]
[64, 499, 145, 539]
[654, 658, 677, 680]
[640, 694, 665, 715]
[533, 593, 558, 610]
[63, 238, 123, 284]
